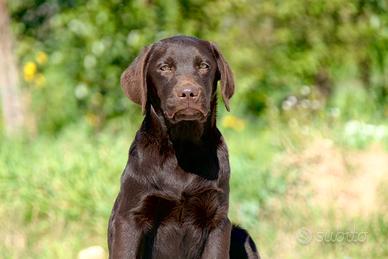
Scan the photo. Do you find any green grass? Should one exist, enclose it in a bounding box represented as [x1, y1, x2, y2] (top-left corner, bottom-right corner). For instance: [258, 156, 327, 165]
[0, 114, 387, 258]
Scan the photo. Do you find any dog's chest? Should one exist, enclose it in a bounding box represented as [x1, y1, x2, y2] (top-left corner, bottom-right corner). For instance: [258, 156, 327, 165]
[132, 177, 225, 230]
[130, 135, 227, 230]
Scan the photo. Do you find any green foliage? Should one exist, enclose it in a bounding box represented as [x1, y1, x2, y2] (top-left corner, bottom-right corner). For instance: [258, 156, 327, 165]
[9, 0, 222, 132]
[6, 0, 388, 132]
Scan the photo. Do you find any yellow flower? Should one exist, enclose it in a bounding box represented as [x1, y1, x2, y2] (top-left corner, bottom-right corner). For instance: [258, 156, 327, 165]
[36, 51, 48, 64]
[34, 74, 46, 88]
[222, 115, 246, 132]
[23, 62, 37, 81]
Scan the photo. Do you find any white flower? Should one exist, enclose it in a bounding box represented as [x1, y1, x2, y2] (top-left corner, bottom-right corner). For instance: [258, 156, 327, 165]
[75, 84, 89, 99]
[300, 85, 311, 96]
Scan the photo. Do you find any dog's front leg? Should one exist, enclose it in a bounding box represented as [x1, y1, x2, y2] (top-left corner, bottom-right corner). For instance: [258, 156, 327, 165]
[201, 218, 232, 259]
[109, 214, 143, 259]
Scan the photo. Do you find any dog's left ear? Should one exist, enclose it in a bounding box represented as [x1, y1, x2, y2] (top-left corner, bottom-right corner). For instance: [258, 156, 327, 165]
[120, 45, 153, 113]
[211, 43, 235, 111]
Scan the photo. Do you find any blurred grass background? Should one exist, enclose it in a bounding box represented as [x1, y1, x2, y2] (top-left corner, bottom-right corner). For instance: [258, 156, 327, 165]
[0, 0, 387, 258]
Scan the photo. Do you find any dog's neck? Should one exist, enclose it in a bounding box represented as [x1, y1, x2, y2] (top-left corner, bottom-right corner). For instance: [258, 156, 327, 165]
[142, 102, 220, 180]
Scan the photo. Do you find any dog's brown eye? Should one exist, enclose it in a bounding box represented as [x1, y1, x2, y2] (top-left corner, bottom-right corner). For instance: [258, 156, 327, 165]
[159, 64, 172, 72]
[199, 62, 210, 70]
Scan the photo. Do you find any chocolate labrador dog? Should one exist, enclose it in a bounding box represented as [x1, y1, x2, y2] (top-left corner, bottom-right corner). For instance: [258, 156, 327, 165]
[108, 35, 259, 259]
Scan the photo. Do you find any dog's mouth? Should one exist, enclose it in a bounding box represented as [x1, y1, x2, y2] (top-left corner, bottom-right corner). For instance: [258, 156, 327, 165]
[165, 107, 207, 123]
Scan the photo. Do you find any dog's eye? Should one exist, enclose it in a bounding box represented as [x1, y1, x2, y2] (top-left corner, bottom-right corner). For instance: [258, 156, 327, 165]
[159, 64, 172, 72]
[199, 62, 210, 70]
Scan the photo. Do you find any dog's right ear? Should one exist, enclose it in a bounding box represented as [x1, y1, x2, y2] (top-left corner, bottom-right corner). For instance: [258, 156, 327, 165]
[120, 45, 152, 113]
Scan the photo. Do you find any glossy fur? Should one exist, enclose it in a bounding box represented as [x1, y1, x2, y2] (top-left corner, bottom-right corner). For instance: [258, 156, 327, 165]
[108, 36, 259, 259]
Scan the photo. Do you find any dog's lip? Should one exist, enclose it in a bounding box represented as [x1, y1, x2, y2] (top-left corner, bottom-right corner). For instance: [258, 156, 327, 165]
[165, 107, 208, 122]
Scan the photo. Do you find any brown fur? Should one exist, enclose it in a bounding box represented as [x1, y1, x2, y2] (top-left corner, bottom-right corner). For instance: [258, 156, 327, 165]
[108, 36, 259, 259]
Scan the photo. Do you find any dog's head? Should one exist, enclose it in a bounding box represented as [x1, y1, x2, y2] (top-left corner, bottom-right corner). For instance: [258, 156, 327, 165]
[121, 36, 234, 124]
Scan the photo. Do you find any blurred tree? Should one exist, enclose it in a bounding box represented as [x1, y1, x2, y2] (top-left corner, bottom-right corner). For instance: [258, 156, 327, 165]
[205, 0, 387, 114]
[8, 0, 222, 132]
[0, 0, 26, 136]
[5, 0, 388, 133]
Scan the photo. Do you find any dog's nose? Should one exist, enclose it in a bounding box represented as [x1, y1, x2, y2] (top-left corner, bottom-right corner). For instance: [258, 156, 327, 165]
[177, 87, 199, 99]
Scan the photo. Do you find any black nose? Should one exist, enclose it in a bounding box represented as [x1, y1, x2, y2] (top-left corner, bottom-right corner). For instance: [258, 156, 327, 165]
[177, 87, 199, 99]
